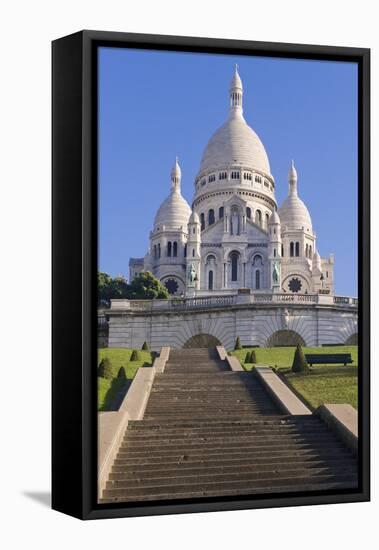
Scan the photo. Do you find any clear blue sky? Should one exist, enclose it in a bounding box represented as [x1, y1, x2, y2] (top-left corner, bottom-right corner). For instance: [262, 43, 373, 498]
[98, 47, 358, 296]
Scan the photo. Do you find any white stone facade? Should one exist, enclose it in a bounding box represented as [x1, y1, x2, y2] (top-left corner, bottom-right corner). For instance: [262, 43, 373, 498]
[129, 67, 335, 298]
[107, 295, 358, 351]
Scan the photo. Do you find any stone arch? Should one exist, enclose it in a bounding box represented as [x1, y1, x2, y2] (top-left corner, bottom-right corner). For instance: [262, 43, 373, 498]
[183, 334, 222, 348]
[266, 329, 306, 347]
[345, 333, 358, 345]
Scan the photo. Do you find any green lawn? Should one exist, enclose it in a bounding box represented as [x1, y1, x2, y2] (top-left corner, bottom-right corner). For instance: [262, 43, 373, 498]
[231, 345, 358, 410]
[97, 348, 154, 411]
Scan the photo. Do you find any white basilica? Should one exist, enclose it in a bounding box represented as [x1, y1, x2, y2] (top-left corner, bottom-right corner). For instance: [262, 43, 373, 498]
[129, 67, 335, 298]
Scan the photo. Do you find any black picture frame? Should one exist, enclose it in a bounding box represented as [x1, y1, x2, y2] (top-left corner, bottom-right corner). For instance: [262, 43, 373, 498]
[52, 30, 370, 520]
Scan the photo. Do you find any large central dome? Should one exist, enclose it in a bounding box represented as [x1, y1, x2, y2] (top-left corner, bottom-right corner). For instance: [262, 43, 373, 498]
[200, 115, 271, 175]
[197, 66, 271, 179]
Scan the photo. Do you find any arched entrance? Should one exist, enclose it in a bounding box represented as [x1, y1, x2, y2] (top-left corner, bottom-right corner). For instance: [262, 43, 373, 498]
[345, 333, 358, 345]
[266, 330, 306, 347]
[183, 334, 222, 348]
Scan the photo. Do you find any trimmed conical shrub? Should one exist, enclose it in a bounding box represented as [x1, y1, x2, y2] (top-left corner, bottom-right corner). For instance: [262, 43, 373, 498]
[117, 366, 126, 379]
[142, 341, 150, 351]
[245, 351, 250, 363]
[98, 357, 113, 379]
[250, 350, 257, 364]
[130, 349, 141, 361]
[291, 344, 309, 373]
[234, 337, 242, 350]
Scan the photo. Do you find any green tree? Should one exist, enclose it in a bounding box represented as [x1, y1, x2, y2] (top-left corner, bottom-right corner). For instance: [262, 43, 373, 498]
[292, 344, 309, 373]
[250, 350, 257, 364]
[142, 341, 150, 351]
[234, 337, 242, 350]
[98, 271, 128, 306]
[130, 350, 141, 361]
[125, 272, 169, 300]
[98, 358, 113, 379]
[244, 351, 250, 363]
[117, 366, 126, 379]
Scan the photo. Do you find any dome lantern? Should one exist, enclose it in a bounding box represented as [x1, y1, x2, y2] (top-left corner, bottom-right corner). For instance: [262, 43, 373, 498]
[171, 156, 182, 193]
[288, 159, 298, 196]
[229, 64, 243, 117]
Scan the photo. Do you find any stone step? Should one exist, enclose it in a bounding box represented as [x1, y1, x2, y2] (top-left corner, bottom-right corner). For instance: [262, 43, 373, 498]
[123, 426, 333, 441]
[112, 453, 354, 474]
[120, 433, 339, 451]
[100, 478, 357, 503]
[117, 439, 343, 458]
[113, 446, 353, 467]
[127, 415, 311, 428]
[107, 465, 356, 489]
[102, 472, 357, 500]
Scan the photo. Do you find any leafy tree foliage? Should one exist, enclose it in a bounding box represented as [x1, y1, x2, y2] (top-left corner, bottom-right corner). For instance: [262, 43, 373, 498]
[250, 350, 257, 364]
[234, 337, 242, 350]
[98, 272, 128, 306]
[117, 366, 126, 379]
[130, 350, 141, 361]
[126, 272, 169, 300]
[292, 344, 309, 373]
[98, 271, 169, 307]
[98, 357, 113, 379]
[142, 341, 150, 351]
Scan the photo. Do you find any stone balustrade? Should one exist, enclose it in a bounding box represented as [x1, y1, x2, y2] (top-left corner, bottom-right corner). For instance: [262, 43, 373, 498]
[107, 293, 358, 314]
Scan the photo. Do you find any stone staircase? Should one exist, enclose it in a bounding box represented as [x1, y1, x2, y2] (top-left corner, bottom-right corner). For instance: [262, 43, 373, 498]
[101, 348, 358, 503]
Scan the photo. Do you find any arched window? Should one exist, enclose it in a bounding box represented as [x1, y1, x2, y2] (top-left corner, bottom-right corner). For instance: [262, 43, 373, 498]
[255, 270, 260, 290]
[200, 213, 205, 231]
[208, 209, 215, 225]
[274, 248, 276, 257]
[158, 243, 161, 258]
[184, 243, 187, 258]
[255, 209, 262, 226]
[305, 243, 308, 257]
[167, 241, 172, 257]
[295, 242, 300, 257]
[230, 252, 239, 282]
[281, 244, 284, 257]
[208, 270, 214, 290]
[253, 254, 263, 267]
[219, 206, 224, 219]
[173, 241, 178, 257]
[265, 213, 269, 227]
[246, 207, 251, 219]
[290, 242, 294, 257]
[309, 245, 312, 258]
[154, 245, 157, 259]
[192, 248, 195, 257]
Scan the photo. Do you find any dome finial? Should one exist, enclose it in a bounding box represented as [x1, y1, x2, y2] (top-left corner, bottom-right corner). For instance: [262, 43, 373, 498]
[230, 64, 243, 117]
[288, 159, 298, 195]
[171, 156, 182, 193]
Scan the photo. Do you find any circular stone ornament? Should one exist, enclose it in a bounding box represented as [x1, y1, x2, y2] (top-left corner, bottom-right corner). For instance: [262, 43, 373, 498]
[288, 277, 302, 293]
[164, 278, 179, 295]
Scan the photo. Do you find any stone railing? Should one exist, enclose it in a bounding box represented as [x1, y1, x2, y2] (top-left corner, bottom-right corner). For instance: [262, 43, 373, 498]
[109, 293, 358, 312]
[169, 295, 236, 310]
[334, 296, 358, 306]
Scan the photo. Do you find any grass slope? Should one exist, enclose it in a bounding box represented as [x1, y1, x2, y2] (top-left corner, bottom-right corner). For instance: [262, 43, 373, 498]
[97, 348, 154, 411]
[231, 345, 358, 410]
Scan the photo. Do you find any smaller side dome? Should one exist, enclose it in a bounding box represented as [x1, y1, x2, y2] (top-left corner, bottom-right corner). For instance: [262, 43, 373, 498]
[312, 249, 322, 271]
[269, 210, 281, 225]
[189, 211, 200, 224]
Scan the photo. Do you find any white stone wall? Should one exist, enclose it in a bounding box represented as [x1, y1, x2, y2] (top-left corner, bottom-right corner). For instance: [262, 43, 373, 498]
[108, 303, 358, 351]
